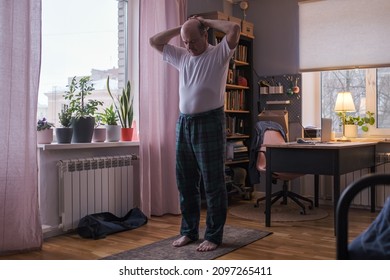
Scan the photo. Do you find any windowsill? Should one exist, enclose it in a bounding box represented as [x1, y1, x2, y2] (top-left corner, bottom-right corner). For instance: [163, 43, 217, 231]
[38, 141, 140, 151]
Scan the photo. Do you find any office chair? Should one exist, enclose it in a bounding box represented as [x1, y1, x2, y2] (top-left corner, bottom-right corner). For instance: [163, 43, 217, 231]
[254, 128, 313, 214]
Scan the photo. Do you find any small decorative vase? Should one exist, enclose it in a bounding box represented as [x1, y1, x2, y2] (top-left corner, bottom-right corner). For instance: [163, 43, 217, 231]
[37, 129, 53, 144]
[105, 125, 121, 142]
[55, 127, 73, 144]
[93, 127, 107, 142]
[120, 127, 133, 141]
[345, 124, 358, 138]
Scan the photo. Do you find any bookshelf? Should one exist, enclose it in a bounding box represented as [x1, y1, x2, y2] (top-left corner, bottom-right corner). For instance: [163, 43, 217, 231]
[218, 32, 254, 198]
[200, 12, 254, 198]
[225, 34, 253, 165]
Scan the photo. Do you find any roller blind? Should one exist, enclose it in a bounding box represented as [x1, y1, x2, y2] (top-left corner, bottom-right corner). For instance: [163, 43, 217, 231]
[299, 0, 390, 72]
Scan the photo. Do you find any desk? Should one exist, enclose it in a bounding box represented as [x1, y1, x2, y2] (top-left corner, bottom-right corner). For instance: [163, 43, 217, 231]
[264, 142, 377, 227]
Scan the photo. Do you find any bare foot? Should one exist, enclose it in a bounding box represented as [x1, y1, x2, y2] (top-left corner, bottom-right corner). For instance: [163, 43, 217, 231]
[196, 240, 218, 252]
[172, 236, 193, 247]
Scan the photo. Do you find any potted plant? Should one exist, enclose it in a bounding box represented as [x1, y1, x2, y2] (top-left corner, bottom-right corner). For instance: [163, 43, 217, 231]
[64, 76, 104, 143]
[55, 105, 73, 143]
[337, 111, 375, 137]
[98, 104, 120, 142]
[107, 76, 134, 141]
[37, 117, 54, 144]
[92, 114, 106, 142]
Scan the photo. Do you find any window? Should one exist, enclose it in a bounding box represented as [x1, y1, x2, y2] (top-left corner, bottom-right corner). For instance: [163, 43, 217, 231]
[376, 68, 390, 128]
[38, 0, 128, 127]
[321, 68, 390, 136]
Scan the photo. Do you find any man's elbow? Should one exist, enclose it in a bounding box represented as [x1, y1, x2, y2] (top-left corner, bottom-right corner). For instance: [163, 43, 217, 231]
[226, 23, 241, 49]
[149, 36, 157, 47]
[149, 37, 163, 52]
[232, 23, 241, 38]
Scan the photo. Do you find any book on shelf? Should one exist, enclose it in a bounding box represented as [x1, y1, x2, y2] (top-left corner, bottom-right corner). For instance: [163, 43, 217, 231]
[224, 89, 246, 111]
[226, 116, 245, 135]
[234, 44, 248, 62]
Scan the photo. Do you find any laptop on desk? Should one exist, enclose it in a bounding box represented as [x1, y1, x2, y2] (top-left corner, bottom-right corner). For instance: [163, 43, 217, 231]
[297, 118, 332, 144]
[294, 118, 333, 145]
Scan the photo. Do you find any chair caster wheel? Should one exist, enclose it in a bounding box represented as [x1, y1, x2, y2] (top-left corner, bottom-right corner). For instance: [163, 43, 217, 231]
[300, 210, 306, 215]
[308, 205, 313, 210]
[254, 204, 259, 208]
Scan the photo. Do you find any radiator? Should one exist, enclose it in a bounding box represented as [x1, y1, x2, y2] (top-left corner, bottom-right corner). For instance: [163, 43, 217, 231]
[301, 159, 390, 209]
[58, 155, 138, 231]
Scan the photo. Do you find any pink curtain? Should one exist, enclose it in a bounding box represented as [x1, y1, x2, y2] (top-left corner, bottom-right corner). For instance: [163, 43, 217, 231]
[0, 0, 42, 253]
[139, 0, 187, 216]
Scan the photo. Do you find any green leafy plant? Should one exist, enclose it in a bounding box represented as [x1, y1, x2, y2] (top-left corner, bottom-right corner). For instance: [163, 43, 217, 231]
[337, 111, 375, 132]
[106, 76, 133, 128]
[64, 76, 104, 119]
[57, 105, 72, 128]
[37, 117, 54, 131]
[98, 104, 118, 125]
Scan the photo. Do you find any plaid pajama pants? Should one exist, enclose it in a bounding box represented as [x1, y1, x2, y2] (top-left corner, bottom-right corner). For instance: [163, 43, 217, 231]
[176, 106, 227, 245]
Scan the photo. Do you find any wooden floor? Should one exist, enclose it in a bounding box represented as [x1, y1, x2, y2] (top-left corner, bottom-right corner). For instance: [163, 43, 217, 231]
[0, 198, 378, 260]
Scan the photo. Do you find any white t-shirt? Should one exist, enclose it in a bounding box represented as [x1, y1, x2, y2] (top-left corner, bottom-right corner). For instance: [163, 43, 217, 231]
[163, 37, 235, 114]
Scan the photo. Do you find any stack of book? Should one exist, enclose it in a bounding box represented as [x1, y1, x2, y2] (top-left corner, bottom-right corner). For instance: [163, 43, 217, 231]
[226, 140, 248, 161]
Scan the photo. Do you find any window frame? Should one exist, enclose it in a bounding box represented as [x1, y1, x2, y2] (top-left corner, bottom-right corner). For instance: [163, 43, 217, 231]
[303, 69, 390, 137]
[38, 0, 139, 138]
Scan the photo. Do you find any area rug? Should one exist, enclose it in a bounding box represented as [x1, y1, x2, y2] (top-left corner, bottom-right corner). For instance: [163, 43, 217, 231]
[229, 202, 328, 222]
[102, 225, 271, 260]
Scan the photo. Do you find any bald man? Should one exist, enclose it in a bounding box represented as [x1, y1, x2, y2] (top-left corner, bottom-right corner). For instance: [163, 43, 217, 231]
[150, 16, 240, 252]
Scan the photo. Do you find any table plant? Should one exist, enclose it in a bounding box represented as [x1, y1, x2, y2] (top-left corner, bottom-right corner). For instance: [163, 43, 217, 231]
[64, 76, 104, 143]
[92, 115, 106, 142]
[98, 104, 120, 142]
[55, 105, 73, 143]
[37, 117, 54, 144]
[106, 76, 133, 141]
[337, 111, 375, 137]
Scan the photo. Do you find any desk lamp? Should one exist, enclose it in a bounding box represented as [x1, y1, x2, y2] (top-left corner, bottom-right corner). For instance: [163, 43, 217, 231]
[334, 91, 356, 141]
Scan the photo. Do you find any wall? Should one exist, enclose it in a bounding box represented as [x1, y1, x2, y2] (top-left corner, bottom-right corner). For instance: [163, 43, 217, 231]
[187, 0, 232, 15]
[187, 0, 301, 104]
[233, 0, 300, 77]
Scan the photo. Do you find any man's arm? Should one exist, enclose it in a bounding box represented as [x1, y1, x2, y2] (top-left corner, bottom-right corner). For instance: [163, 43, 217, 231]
[196, 17, 241, 50]
[149, 26, 182, 54]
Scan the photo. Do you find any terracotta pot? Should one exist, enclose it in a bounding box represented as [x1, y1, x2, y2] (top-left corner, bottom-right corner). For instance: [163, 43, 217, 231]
[120, 127, 133, 141]
[37, 129, 53, 144]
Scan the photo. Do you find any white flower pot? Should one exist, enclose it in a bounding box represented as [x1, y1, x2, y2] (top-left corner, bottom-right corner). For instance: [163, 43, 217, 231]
[105, 125, 121, 142]
[37, 129, 53, 144]
[345, 124, 358, 138]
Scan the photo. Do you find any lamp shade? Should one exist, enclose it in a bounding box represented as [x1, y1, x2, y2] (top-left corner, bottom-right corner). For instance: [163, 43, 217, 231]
[334, 92, 356, 112]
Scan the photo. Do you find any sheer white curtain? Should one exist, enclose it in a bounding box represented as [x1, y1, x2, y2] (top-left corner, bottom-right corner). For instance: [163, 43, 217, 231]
[139, 0, 186, 216]
[0, 0, 42, 253]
